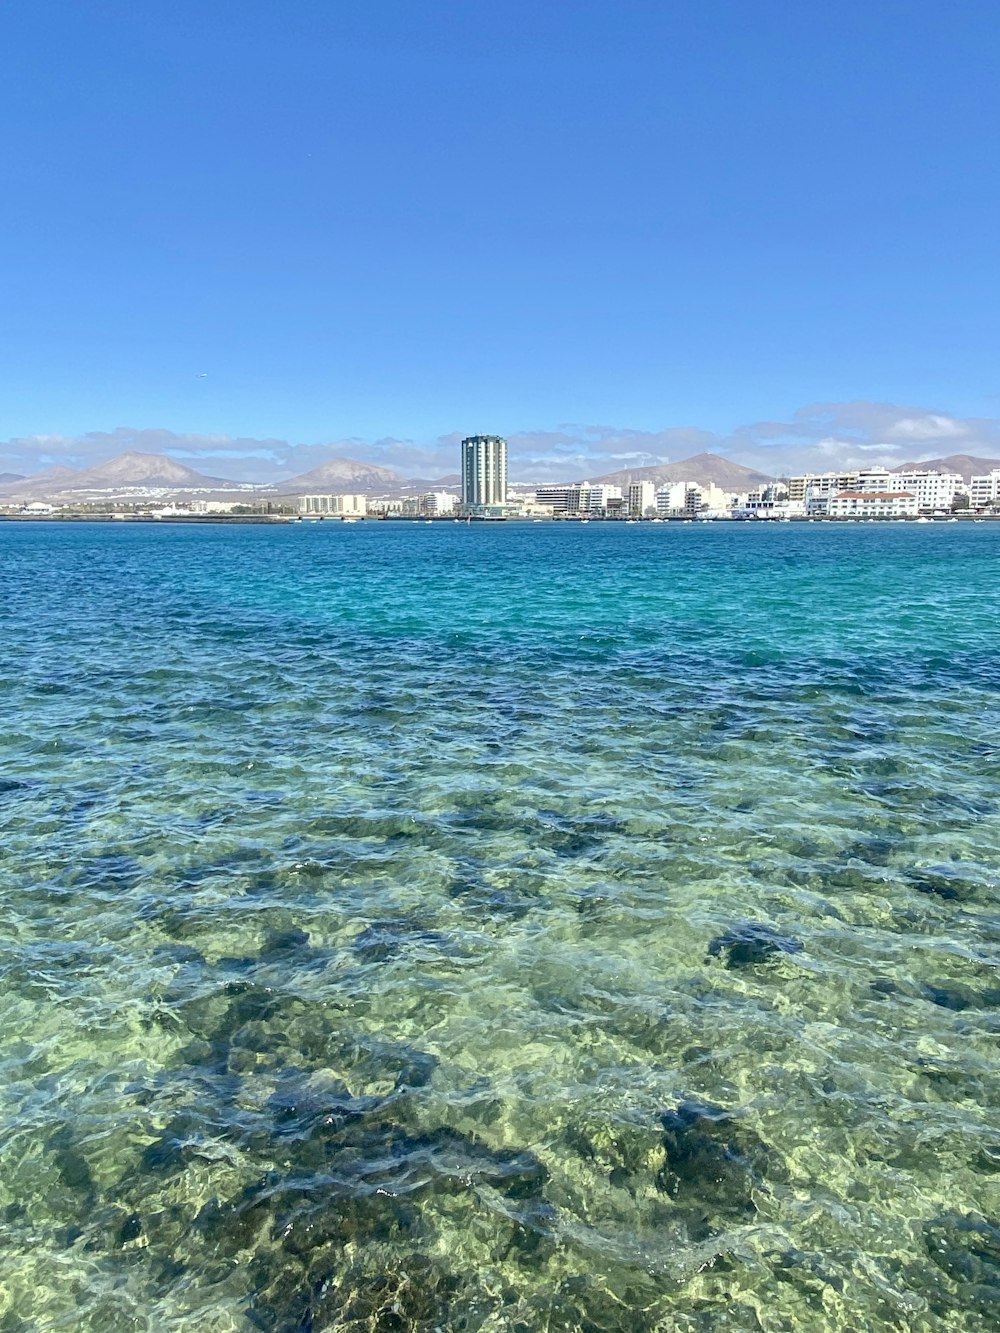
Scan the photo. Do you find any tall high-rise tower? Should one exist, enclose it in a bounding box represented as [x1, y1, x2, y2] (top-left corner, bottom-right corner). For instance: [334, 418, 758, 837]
[461, 435, 507, 507]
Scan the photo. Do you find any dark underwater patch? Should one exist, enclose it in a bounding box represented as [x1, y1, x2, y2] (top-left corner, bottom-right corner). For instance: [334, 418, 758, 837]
[708, 922, 803, 970]
[907, 865, 988, 903]
[657, 1099, 779, 1225]
[921, 981, 1000, 1012]
[351, 920, 449, 964]
[447, 876, 535, 920]
[922, 1212, 1000, 1317]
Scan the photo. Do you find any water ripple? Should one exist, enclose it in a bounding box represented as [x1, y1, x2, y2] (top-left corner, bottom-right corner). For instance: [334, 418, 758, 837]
[0, 521, 999, 1330]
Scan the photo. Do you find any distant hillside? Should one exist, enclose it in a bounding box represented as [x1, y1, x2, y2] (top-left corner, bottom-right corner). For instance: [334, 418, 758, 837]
[1, 452, 234, 497]
[393, 474, 462, 493]
[72, 451, 232, 488]
[0, 465, 84, 497]
[0, 472, 25, 485]
[277, 456, 401, 494]
[590, 452, 772, 490]
[891, 454, 1000, 482]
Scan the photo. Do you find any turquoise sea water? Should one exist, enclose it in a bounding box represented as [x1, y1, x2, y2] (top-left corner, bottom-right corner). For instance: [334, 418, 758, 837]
[1, 519, 999, 1332]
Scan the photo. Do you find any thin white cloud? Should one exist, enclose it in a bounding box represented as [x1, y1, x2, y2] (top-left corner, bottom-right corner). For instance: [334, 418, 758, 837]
[886, 414, 965, 440]
[2, 402, 999, 484]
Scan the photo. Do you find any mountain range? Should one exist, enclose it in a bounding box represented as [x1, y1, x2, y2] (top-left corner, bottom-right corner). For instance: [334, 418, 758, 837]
[589, 452, 773, 490]
[0, 452, 231, 496]
[276, 457, 401, 494]
[891, 454, 1000, 481]
[4, 447, 997, 502]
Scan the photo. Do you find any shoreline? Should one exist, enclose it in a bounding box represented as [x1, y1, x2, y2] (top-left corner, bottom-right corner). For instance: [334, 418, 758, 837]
[2, 512, 998, 526]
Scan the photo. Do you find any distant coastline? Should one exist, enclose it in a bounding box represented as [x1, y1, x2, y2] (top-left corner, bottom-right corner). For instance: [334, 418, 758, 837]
[3, 512, 999, 527]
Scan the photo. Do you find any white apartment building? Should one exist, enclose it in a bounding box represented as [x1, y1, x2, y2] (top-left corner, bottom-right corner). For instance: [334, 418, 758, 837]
[534, 484, 622, 514]
[579, 484, 621, 512]
[420, 491, 457, 516]
[699, 482, 734, 513]
[534, 485, 581, 514]
[299, 494, 369, 516]
[970, 469, 1000, 508]
[733, 484, 794, 518]
[627, 481, 656, 517]
[827, 490, 918, 518]
[655, 481, 695, 515]
[856, 468, 963, 511]
[791, 468, 962, 513]
[788, 472, 859, 502]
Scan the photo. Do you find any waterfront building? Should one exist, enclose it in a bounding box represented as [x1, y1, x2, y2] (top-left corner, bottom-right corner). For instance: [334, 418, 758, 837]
[579, 484, 622, 513]
[733, 484, 795, 519]
[533, 483, 621, 515]
[300, 494, 368, 516]
[790, 468, 963, 514]
[827, 490, 917, 518]
[535, 485, 581, 514]
[699, 482, 733, 512]
[788, 472, 859, 502]
[857, 468, 963, 512]
[627, 481, 656, 517]
[655, 482, 690, 515]
[970, 469, 1000, 509]
[461, 435, 507, 507]
[420, 491, 457, 516]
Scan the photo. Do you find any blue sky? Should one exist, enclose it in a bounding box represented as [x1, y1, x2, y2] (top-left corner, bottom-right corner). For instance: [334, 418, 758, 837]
[2, 0, 998, 480]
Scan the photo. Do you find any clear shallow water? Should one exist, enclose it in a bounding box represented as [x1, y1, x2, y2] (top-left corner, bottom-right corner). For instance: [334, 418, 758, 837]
[1, 519, 999, 1332]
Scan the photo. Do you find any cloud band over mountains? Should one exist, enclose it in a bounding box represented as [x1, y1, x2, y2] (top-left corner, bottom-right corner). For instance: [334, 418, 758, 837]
[3, 402, 1000, 483]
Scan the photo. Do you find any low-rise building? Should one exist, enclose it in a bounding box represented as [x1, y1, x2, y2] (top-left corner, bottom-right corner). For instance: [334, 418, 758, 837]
[420, 491, 457, 516]
[535, 485, 582, 514]
[579, 484, 622, 513]
[534, 483, 622, 515]
[827, 490, 917, 518]
[733, 484, 794, 518]
[299, 493, 368, 516]
[970, 469, 1000, 509]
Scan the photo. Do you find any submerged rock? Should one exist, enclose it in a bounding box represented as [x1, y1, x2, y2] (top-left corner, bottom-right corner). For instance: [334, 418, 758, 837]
[657, 1099, 778, 1223]
[922, 981, 1000, 1012]
[259, 926, 312, 958]
[908, 867, 982, 903]
[708, 922, 803, 970]
[923, 1212, 1000, 1316]
[351, 920, 448, 963]
[203, 1114, 550, 1331]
